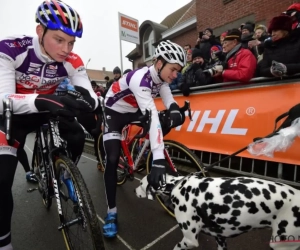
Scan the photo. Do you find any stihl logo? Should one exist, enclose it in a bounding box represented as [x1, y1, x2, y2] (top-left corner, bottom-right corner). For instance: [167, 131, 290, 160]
[121, 16, 138, 32]
[176, 109, 248, 135]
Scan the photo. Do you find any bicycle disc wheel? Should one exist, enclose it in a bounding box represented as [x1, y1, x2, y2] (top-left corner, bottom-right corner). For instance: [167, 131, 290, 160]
[55, 155, 105, 250]
[146, 140, 208, 217]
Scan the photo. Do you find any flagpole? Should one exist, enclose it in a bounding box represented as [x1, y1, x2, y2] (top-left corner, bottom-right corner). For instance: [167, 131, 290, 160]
[118, 12, 124, 74]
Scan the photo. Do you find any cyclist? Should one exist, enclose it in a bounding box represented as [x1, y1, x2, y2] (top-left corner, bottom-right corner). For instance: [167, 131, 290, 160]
[0, 1, 98, 249]
[102, 40, 186, 238]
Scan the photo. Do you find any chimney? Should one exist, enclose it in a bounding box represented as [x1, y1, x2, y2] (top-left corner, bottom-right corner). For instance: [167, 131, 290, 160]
[102, 67, 106, 72]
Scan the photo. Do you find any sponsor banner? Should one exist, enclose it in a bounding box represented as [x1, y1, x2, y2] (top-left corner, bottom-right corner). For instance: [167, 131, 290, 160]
[153, 82, 300, 165]
[118, 12, 139, 44]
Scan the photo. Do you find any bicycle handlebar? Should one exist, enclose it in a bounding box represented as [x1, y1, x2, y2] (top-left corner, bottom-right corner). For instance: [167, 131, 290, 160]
[133, 109, 151, 139]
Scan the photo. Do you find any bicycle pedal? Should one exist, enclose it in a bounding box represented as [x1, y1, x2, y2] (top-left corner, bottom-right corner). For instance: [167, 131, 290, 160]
[27, 187, 38, 193]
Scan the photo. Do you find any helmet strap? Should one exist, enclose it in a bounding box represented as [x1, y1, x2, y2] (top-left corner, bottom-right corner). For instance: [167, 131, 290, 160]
[40, 27, 55, 61]
[157, 61, 167, 82]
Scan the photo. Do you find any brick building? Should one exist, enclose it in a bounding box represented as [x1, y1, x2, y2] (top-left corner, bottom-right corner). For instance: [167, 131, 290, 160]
[126, 0, 295, 68]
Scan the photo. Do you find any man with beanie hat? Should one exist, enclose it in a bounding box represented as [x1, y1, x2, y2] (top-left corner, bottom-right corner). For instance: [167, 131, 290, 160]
[204, 29, 257, 84]
[178, 48, 213, 96]
[113, 66, 122, 81]
[241, 22, 256, 51]
[195, 28, 221, 62]
[257, 15, 300, 78]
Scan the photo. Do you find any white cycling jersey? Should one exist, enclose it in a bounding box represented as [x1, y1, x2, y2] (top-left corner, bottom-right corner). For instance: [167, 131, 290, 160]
[105, 65, 176, 160]
[0, 35, 98, 114]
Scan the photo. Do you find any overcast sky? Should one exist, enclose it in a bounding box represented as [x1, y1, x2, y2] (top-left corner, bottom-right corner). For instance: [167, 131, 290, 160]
[0, 0, 191, 72]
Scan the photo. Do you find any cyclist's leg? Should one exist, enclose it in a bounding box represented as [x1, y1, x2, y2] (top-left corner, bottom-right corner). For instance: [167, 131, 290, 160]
[0, 114, 50, 249]
[0, 153, 18, 250]
[102, 108, 141, 237]
[17, 140, 37, 183]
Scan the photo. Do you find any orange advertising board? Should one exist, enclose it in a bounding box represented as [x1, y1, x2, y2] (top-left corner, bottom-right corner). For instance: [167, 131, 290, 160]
[154, 82, 300, 165]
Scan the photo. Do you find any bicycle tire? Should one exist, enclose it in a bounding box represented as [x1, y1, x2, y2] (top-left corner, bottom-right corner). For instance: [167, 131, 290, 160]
[130, 138, 148, 173]
[55, 155, 105, 250]
[116, 156, 127, 186]
[32, 138, 52, 209]
[146, 140, 208, 217]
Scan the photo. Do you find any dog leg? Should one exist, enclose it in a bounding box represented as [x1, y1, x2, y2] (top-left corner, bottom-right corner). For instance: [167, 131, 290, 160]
[215, 237, 227, 250]
[173, 232, 200, 250]
[173, 216, 200, 250]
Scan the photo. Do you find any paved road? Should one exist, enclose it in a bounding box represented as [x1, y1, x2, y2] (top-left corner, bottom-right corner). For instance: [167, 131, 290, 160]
[11, 134, 273, 250]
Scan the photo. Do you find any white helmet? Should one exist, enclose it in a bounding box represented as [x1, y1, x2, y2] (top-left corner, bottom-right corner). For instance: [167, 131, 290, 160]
[154, 40, 186, 67]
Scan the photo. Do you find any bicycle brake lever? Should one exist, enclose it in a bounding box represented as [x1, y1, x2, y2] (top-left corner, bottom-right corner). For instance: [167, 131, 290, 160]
[187, 103, 192, 121]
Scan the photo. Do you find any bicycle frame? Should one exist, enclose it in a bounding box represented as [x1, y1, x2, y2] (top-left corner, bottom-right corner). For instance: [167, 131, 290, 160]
[120, 125, 177, 175]
[34, 118, 83, 229]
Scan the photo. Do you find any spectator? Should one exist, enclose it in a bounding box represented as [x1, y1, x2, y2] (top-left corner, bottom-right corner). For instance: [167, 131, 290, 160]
[105, 66, 122, 91]
[195, 28, 221, 62]
[91, 80, 105, 96]
[204, 29, 257, 84]
[182, 49, 193, 74]
[283, 3, 300, 38]
[209, 45, 224, 66]
[241, 22, 255, 50]
[220, 31, 228, 45]
[178, 49, 213, 96]
[248, 25, 270, 62]
[184, 44, 191, 53]
[257, 15, 300, 78]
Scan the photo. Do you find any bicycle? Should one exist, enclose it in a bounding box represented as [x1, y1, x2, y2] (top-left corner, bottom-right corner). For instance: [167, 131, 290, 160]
[111, 101, 208, 217]
[96, 121, 147, 174]
[25, 114, 105, 249]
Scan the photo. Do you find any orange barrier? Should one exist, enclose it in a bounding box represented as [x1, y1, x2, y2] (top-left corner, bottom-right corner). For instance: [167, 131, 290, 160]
[154, 81, 300, 165]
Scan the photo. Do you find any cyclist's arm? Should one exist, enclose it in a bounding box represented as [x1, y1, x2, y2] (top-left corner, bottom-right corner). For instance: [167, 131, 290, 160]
[0, 51, 39, 114]
[64, 54, 98, 109]
[159, 83, 177, 109]
[128, 71, 165, 161]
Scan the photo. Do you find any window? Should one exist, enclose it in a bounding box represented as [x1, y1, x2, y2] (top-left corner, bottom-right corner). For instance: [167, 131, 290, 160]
[143, 27, 155, 61]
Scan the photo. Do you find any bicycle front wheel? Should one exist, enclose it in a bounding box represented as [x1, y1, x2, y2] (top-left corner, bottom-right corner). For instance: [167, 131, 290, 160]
[55, 155, 105, 250]
[146, 140, 208, 217]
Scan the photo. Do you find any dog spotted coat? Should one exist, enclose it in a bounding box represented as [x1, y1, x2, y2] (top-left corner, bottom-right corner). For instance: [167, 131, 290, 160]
[135, 173, 300, 250]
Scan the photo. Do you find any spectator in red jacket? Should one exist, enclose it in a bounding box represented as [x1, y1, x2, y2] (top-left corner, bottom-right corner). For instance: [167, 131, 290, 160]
[204, 29, 257, 84]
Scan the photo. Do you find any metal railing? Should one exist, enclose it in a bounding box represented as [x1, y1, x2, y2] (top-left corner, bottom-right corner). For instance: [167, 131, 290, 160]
[84, 75, 300, 186]
[194, 150, 300, 188]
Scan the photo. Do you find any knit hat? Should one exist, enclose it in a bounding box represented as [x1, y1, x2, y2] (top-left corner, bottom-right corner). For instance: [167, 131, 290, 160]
[242, 23, 254, 33]
[223, 29, 241, 41]
[254, 24, 267, 32]
[113, 66, 121, 74]
[210, 45, 222, 53]
[204, 28, 213, 35]
[192, 49, 204, 60]
[220, 31, 228, 38]
[268, 15, 293, 33]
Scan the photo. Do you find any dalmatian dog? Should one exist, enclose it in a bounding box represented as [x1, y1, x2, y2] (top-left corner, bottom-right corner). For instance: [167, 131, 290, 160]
[135, 173, 300, 250]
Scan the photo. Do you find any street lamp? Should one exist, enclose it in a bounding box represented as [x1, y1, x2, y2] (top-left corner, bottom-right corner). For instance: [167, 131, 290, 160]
[86, 58, 91, 69]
